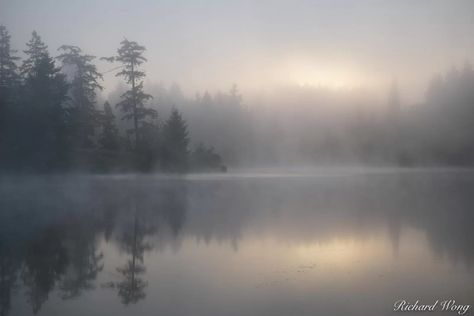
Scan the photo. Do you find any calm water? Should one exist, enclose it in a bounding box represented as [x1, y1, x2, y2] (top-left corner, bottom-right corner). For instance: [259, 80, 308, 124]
[0, 169, 473, 316]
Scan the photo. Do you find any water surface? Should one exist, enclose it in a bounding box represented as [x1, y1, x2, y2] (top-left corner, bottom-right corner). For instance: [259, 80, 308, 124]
[0, 169, 473, 316]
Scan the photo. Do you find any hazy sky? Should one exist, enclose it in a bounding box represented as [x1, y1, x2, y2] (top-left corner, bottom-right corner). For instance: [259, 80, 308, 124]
[1, 0, 474, 102]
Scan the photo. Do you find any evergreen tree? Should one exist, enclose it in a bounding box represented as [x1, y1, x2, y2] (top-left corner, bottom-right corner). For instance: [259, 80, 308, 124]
[18, 31, 69, 170]
[0, 25, 19, 89]
[20, 31, 48, 78]
[99, 101, 119, 150]
[107, 39, 156, 150]
[0, 25, 20, 165]
[57, 45, 103, 148]
[190, 143, 223, 171]
[162, 109, 189, 171]
[139, 121, 161, 170]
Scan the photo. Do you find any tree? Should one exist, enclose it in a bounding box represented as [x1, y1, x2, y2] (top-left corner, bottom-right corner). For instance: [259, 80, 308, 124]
[422, 64, 474, 164]
[20, 31, 48, 78]
[57, 45, 103, 148]
[162, 109, 189, 171]
[139, 121, 160, 170]
[18, 31, 69, 170]
[99, 101, 120, 150]
[107, 39, 156, 150]
[0, 25, 20, 166]
[190, 143, 223, 171]
[0, 26, 19, 89]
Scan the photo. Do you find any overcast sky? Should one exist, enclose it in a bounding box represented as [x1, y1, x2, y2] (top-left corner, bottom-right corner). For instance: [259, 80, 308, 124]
[1, 0, 474, 102]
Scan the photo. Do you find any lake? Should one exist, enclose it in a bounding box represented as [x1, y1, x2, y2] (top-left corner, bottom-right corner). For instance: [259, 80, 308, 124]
[0, 169, 473, 316]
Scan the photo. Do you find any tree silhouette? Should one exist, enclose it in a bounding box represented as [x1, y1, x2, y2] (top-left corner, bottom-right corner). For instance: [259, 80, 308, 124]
[421, 63, 474, 164]
[99, 101, 120, 151]
[0, 26, 19, 87]
[57, 45, 103, 148]
[120, 211, 149, 303]
[18, 31, 69, 170]
[0, 28, 230, 172]
[139, 121, 161, 170]
[110, 39, 156, 150]
[19, 31, 48, 78]
[190, 143, 223, 171]
[0, 25, 20, 167]
[162, 109, 189, 171]
[59, 224, 103, 300]
[105, 202, 150, 305]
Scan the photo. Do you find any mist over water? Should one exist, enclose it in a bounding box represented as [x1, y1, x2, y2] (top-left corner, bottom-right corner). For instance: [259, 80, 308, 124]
[1, 1, 474, 315]
[2, 1, 474, 170]
[0, 170, 473, 316]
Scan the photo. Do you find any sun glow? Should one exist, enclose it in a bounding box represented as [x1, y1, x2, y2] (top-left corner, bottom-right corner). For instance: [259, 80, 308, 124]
[294, 238, 385, 266]
[281, 57, 373, 90]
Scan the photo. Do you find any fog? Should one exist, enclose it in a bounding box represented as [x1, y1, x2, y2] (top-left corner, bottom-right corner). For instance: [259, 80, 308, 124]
[2, 1, 474, 170]
[108, 68, 474, 167]
[3, 0, 474, 97]
[1, 172, 473, 315]
[1, 2, 474, 315]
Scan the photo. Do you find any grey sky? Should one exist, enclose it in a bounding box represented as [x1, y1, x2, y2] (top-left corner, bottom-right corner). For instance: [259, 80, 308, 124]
[1, 0, 474, 102]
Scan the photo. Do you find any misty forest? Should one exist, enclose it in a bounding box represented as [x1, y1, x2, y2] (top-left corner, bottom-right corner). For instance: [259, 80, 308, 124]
[1, 25, 474, 173]
[1, 1, 474, 316]
[0, 27, 224, 173]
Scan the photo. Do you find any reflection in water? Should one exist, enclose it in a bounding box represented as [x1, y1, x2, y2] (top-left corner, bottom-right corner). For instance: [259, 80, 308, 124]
[113, 212, 148, 305]
[102, 182, 188, 305]
[0, 247, 18, 316]
[105, 200, 150, 305]
[0, 171, 472, 316]
[22, 227, 68, 314]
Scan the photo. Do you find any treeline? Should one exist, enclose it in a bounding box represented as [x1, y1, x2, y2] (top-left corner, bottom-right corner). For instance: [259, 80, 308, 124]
[132, 69, 474, 167]
[0, 26, 224, 173]
[2, 25, 473, 170]
[329, 64, 474, 166]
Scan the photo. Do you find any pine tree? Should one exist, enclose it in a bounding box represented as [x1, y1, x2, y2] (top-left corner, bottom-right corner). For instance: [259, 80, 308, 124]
[57, 45, 103, 148]
[99, 101, 119, 150]
[20, 31, 48, 79]
[19, 31, 69, 170]
[0, 25, 19, 89]
[107, 39, 156, 150]
[162, 109, 189, 171]
[0, 25, 20, 165]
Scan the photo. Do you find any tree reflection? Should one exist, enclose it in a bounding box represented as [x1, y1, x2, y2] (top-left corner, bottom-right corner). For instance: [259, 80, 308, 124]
[103, 183, 188, 305]
[160, 184, 187, 237]
[1, 175, 474, 315]
[104, 195, 151, 305]
[59, 219, 103, 299]
[0, 251, 19, 316]
[115, 210, 150, 305]
[21, 227, 68, 314]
